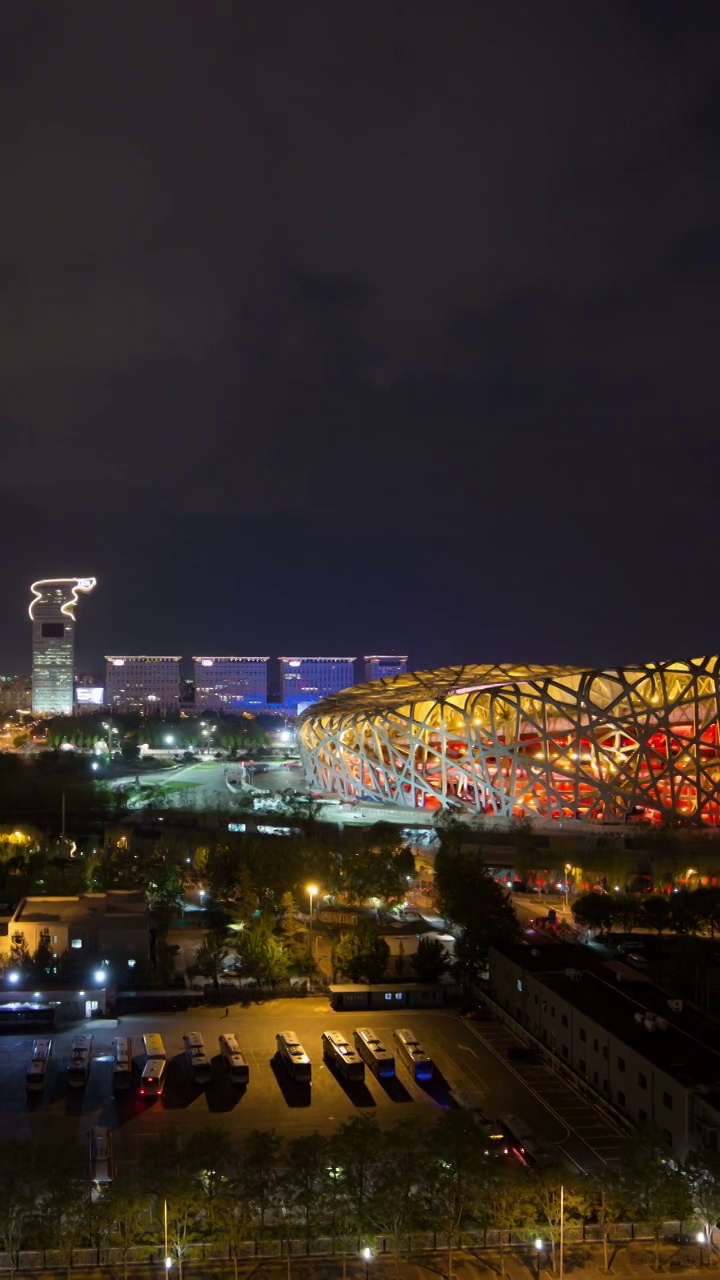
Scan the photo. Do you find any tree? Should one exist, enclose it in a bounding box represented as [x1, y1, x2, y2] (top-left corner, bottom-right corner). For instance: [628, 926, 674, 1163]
[528, 1167, 584, 1275]
[581, 1168, 631, 1273]
[101, 1175, 151, 1280]
[428, 1110, 493, 1279]
[613, 893, 641, 934]
[32, 928, 54, 978]
[434, 848, 517, 981]
[571, 892, 617, 937]
[236, 924, 288, 984]
[333, 923, 390, 983]
[329, 1116, 380, 1234]
[693, 885, 720, 938]
[187, 930, 229, 990]
[281, 1133, 329, 1241]
[486, 1161, 534, 1276]
[411, 935, 449, 982]
[619, 1130, 692, 1271]
[683, 1149, 720, 1257]
[239, 1130, 281, 1232]
[0, 1142, 36, 1278]
[7, 929, 31, 976]
[641, 894, 673, 935]
[371, 1122, 430, 1278]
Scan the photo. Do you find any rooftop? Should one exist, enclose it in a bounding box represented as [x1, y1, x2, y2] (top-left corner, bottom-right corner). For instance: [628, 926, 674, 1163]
[13, 889, 148, 926]
[490, 940, 720, 1089]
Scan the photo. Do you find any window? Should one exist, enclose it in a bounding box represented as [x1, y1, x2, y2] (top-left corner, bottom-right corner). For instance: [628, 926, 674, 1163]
[516, 979, 523, 993]
[384, 993, 393, 1001]
[534, 993, 539, 1005]
[551, 1005, 555, 1018]
[593, 1070, 599, 1085]
[394, 993, 402, 1001]
[561, 1044, 568, 1058]
[579, 1028, 587, 1043]
[561, 1014, 568, 1028]
[663, 1129, 672, 1147]
[638, 1072, 647, 1090]
[638, 1108, 647, 1122]
[71, 939, 82, 949]
[618, 1090, 626, 1107]
[593, 1038, 599, 1052]
[663, 1092, 673, 1110]
[603, 1045, 609, 1059]
[579, 1058, 586, 1074]
[618, 1056, 626, 1072]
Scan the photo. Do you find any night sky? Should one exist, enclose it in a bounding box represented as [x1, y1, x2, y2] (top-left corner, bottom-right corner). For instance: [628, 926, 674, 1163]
[2, 2, 720, 676]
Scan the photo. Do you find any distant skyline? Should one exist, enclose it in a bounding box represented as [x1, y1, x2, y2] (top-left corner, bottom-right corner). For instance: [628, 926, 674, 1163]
[2, 4, 720, 674]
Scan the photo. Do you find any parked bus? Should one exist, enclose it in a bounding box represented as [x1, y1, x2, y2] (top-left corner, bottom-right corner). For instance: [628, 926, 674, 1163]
[275, 1031, 312, 1083]
[497, 1114, 553, 1166]
[321, 1030, 365, 1082]
[218, 1032, 250, 1085]
[139, 1032, 167, 1099]
[67, 1034, 93, 1088]
[111, 1036, 133, 1091]
[88, 1126, 115, 1198]
[26, 1038, 52, 1094]
[392, 1028, 434, 1081]
[353, 1027, 395, 1079]
[183, 1031, 212, 1085]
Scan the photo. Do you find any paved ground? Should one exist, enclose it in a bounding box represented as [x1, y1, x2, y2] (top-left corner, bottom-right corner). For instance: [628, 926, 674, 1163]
[0, 1003, 624, 1173]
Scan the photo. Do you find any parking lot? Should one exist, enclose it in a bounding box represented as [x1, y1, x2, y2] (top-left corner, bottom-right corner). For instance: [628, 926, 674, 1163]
[0, 1002, 626, 1172]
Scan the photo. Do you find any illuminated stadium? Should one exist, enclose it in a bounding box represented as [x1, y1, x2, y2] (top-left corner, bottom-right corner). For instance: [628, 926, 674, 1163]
[297, 658, 720, 824]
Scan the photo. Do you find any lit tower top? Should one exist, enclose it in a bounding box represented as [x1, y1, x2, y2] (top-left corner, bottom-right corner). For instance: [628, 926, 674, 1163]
[30, 577, 97, 716]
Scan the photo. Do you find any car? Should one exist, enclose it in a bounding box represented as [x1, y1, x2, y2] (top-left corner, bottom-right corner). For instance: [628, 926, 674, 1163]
[625, 952, 648, 967]
[505, 1045, 543, 1064]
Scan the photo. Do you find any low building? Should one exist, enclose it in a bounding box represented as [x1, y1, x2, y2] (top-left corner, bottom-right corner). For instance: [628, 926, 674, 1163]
[7, 890, 150, 961]
[488, 940, 720, 1158]
[327, 981, 454, 1010]
[0, 987, 108, 1022]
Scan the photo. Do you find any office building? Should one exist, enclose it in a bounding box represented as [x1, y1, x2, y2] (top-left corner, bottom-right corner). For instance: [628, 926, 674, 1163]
[193, 656, 269, 710]
[364, 654, 408, 682]
[298, 656, 720, 824]
[8, 890, 150, 960]
[488, 940, 720, 1158]
[105, 656, 181, 712]
[280, 656, 355, 712]
[30, 577, 96, 715]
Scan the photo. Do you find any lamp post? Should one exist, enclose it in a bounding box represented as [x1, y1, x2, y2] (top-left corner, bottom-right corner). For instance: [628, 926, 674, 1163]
[360, 1247, 374, 1279]
[306, 884, 318, 957]
[164, 1198, 172, 1271]
[535, 1238, 543, 1280]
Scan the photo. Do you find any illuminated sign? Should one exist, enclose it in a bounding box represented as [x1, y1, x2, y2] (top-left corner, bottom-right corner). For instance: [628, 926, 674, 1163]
[76, 687, 104, 705]
[29, 577, 97, 621]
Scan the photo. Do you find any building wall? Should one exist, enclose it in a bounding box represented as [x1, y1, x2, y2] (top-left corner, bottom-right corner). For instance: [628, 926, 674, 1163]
[105, 657, 181, 712]
[193, 657, 269, 710]
[364, 655, 408, 681]
[489, 946, 693, 1155]
[281, 657, 355, 708]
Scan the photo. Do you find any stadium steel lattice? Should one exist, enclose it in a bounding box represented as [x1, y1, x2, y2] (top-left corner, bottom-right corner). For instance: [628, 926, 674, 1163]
[296, 659, 720, 824]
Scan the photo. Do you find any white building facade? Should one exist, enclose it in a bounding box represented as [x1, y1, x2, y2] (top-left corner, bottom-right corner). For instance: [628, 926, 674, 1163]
[193, 656, 269, 710]
[30, 577, 96, 715]
[105, 656, 181, 712]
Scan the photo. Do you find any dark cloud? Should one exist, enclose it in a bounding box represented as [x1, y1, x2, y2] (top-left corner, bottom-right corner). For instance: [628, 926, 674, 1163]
[1, 0, 720, 670]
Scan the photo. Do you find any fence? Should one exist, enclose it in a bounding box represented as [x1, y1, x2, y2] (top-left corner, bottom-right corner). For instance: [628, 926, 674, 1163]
[0, 1222, 689, 1272]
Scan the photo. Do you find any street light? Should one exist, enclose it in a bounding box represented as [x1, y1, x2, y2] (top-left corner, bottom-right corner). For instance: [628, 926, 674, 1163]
[306, 884, 318, 957]
[360, 1247, 374, 1278]
[164, 735, 175, 746]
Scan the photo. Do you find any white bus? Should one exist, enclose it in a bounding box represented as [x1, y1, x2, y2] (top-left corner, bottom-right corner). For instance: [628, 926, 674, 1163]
[497, 1114, 553, 1166]
[275, 1031, 312, 1083]
[353, 1028, 395, 1079]
[67, 1034, 93, 1088]
[139, 1032, 167, 1099]
[142, 1032, 166, 1059]
[183, 1031, 212, 1085]
[111, 1036, 133, 1091]
[88, 1126, 114, 1199]
[26, 1038, 52, 1093]
[392, 1028, 434, 1081]
[321, 1030, 365, 1082]
[218, 1032, 250, 1084]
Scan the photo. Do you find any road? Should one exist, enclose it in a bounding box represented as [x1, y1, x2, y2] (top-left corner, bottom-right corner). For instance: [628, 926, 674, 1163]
[111, 761, 434, 828]
[0, 1002, 624, 1173]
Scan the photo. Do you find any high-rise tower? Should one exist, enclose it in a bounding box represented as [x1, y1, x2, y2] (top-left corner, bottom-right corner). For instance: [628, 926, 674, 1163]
[30, 577, 97, 715]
